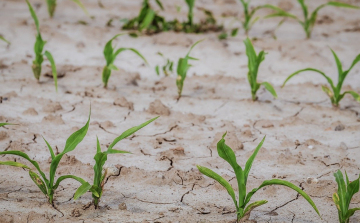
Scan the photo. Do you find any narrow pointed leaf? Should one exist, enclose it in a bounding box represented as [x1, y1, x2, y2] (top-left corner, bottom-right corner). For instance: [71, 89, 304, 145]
[26, 0, 40, 34]
[244, 136, 265, 184]
[70, 0, 90, 16]
[107, 116, 158, 151]
[197, 165, 238, 209]
[261, 82, 277, 98]
[245, 179, 320, 217]
[74, 182, 92, 200]
[0, 123, 16, 127]
[44, 51, 58, 92]
[29, 171, 48, 195]
[345, 207, 360, 219]
[53, 175, 87, 190]
[0, 36, 10, 44]
[243, 200, 268, 217]
[43, 136, 55, 160]
[0, 161, 31, 169]
[342, 91, 360, 103]
[334, 170, 347, 216]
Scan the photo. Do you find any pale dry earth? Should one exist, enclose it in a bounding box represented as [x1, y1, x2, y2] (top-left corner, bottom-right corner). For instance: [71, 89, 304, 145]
[0, 0, 360, 222]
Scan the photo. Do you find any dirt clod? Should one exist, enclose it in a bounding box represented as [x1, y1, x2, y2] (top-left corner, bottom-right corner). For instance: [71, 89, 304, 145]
[147, 99, 170, 116]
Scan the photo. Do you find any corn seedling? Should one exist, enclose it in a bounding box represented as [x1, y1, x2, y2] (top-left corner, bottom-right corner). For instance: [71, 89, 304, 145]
[176, 39, 203, 100]
[0, 35, 10, 45]
[0, 123, 16, 127]
[238, 1, 284, 34]
[74, 117, 159, 208]
[264, 0, 360, 39]
[155, 52, 174, 76]
[197, 133, 320, 222]
[46, 0, 89, 18]
[26, 0, 58, 92]
[0, 110, 91, 205]
[244, 38, 277, 101]
[122, 0, 166, 34]
[102, 34, 147, 88]
[282, 49, 360, 107]
[333, 170, 360, 223]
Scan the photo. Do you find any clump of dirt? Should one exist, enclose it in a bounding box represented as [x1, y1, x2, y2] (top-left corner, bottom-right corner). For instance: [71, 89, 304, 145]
[147, 99, 171, 116]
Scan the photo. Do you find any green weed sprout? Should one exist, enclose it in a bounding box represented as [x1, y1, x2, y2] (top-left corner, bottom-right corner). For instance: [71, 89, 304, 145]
[0, 36, 10, 45]
[176, 39, 203, 100]
[74, 117, 159, 208]
[46, 0, 89, 18]
[155, 52, 174, 76]
[102, 34, 147, 88]
[265, 0, 360, 39]
[26, 0, 58, 92]
[244, 38, 277, 101]
[0, 110, 91, 205]
[333, 170, 360, 223]
[197, 133, 320, 222]
[282, 49, 360, 107]
[122, 0, 166, 34]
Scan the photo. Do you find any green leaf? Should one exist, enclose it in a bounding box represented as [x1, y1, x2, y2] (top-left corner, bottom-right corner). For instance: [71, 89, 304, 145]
[44, 51, 58, 92]
[244, 137, 265, 184]
[197, 165, 238, 210]
[42, 136, 55, 160]
[124, 48, 148, 65]
[108, 64, 118, 70]
[0, 161, 31, 169]
[53, 175, 88, 190]
[243, 200, 268, 217]
[342, 91, 360, 103]
[139, 9, 155, 31]
[0, 151, 48, 186]
[103, 33, 126, 65]
[217, 133, 245, 207]
[282, 68, 336, 92]
[74, 182, 92, 200]
[107, 116, 159, 151]
[261, 82, 277, 98]
[327, 1, 360, 9]
[0, 123, 16, 127]
[26, 0, 40, 34]
[186, 39, 204, 58]
[334, 170, 347, 217]
[245, 179, 321, 217]
[333, 193, 341, 211]
[345, 174, 360, 208]
[49, 109, 91, 186]
[345, 54, 360, 75]
[62, 109, 91, 155]
[345, 207, 360, 219]
[155, 0, 164, 10]
[155, 65, 160, 75]
[70, 0, 90, 16]
[0, 36, 10, 44]
[330, 49, 343, 81]
[321, 85, 334, 98]
[29, 171, 48, 195]
[297, 0, 308, 19]
[231, 28, 239, 37]
[94, 138, 108, 187]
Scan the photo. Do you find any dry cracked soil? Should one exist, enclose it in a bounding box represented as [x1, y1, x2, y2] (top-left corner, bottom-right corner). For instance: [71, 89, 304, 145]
[0, 0, 360, 222]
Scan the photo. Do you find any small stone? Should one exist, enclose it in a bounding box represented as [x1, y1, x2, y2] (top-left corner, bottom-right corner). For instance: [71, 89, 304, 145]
[308, 145, 314, 150]
[306, 177, 319, 184]
[295, 140, 300, 146]
[118, 202, 127, 210]
[335, 124, 345, 131]
[340, 142, 348, 150]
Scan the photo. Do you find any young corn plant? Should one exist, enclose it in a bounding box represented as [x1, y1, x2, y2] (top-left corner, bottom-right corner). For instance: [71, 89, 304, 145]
[333, 170, 360, 223]
[185, 0, 195, 26]
[238, 0, 283, 34]
[282, 49, 360, 107]
[102, 34, 147, 88]
[265, 0, 360, 39]
[122, 0, 166, 34]
[155, 52, 174, 76]
[197, 133, 321, 222]
[74, 117, 159, 208]
[244, 38, 277, 101]
[0, 110, 91, 205]
[46, 0, 89, 18]
[26, 0, 58, 92]
[176, 39, 203, 100]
